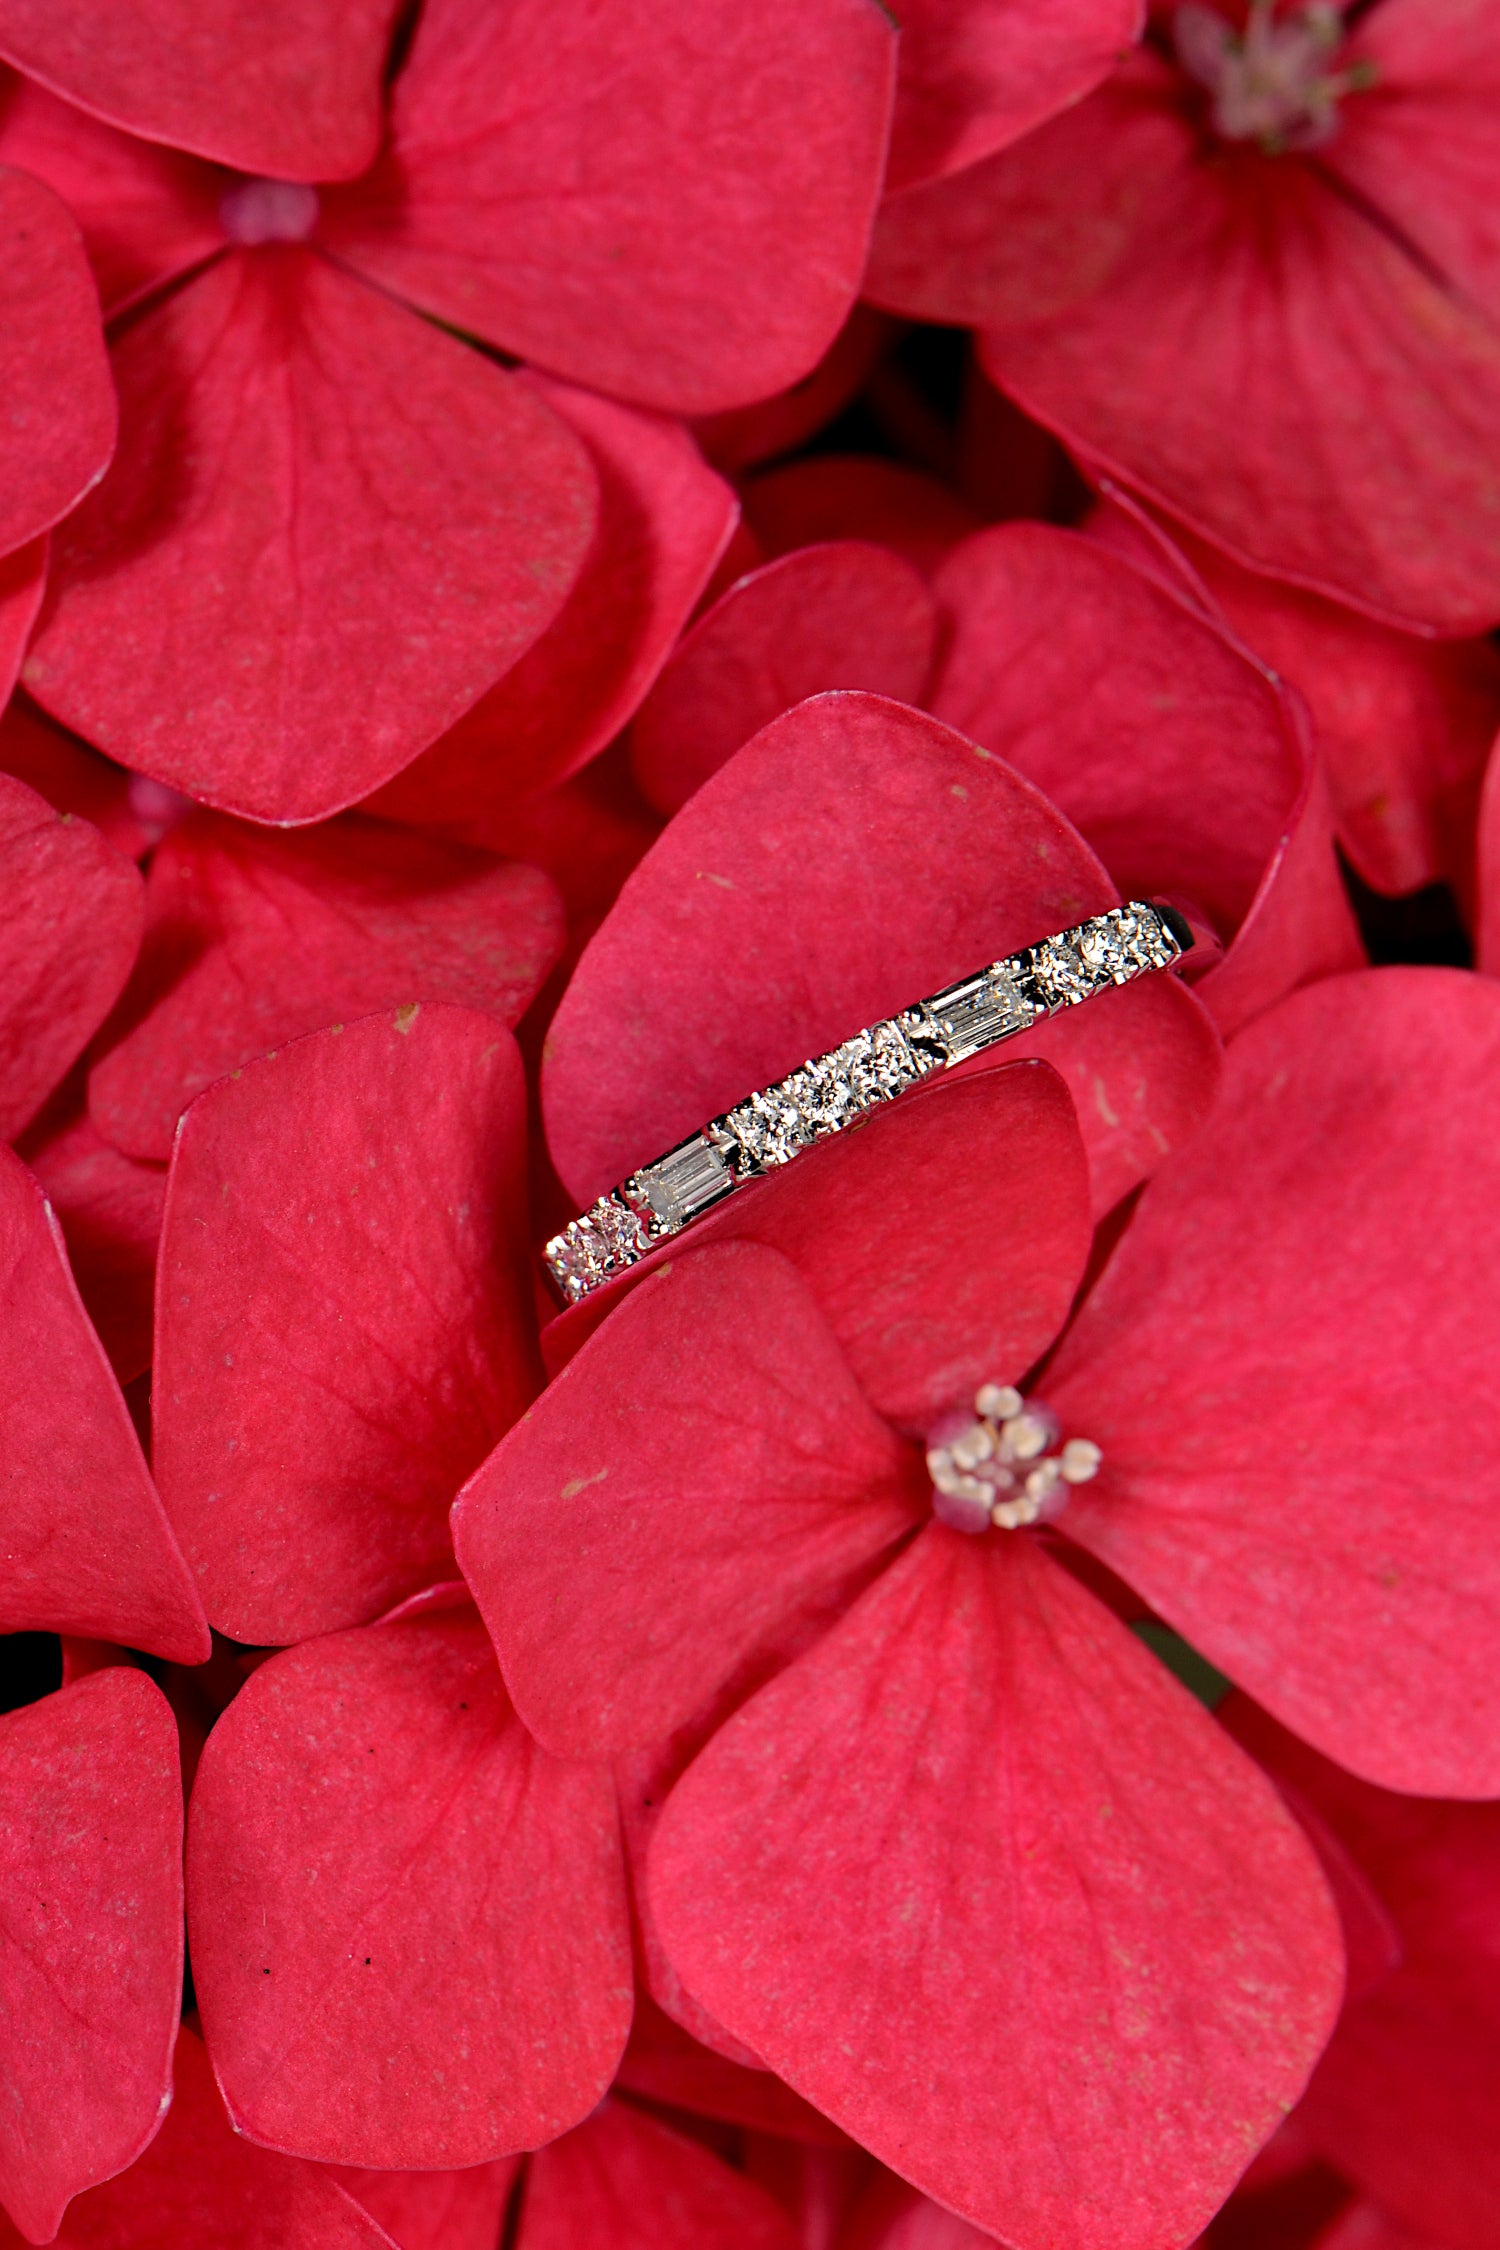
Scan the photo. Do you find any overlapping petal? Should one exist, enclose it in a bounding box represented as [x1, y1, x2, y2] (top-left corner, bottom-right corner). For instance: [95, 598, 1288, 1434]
[1230, 1699, 1500, 2250]
[927, 522, 1361, 1030]
[0, 543, 45, 707]
[154, 1008, 539, 1643]
[650, 1529, 1342, 2250]
[0, 0, 400, 181]
[456, 1242, 919, 1758]
[368, 377, 736, 833]
[0, 1141, 207, 1659]
[18, 2026, 399, 2248]
[24, 247, 597, 823]
[0, 695, 161, 861]
[320, 0, 898, 417]
[88, 812, 562, 1162]
[0, 1670, 182, 2244]
[631, 543, 936, 814]
[0, 164, 113, 561]
[517, 2099, 798, 2250]
[1049, 970, 1500, 1796]
[739, 454, 981, 580]
[543, 694, 1219, 1221]
[337, 2159, 519, 2250]
[0, 772, 143, 1141]
[868, 48, 1500, 632]
[20, 1103, 164, 1384]
[885, 0, 1142, 192]
[0, 72, 224, 313]
[187, 1602, 631, 2167]
[1095, 509, 1500, 901]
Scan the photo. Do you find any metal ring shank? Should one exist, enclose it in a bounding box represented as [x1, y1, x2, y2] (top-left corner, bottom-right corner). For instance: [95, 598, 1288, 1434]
[545, 902, 1188, 1305]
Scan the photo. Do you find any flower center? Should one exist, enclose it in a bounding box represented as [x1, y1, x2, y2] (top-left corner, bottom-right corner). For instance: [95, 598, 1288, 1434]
[926, 1383, 1101, 1535]
[219, 177, 321, 246]
[1173, 0, 1374, 152]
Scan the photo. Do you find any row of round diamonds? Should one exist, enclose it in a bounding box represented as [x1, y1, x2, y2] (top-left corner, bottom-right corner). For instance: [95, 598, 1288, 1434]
[543, 907, 1183, 1302]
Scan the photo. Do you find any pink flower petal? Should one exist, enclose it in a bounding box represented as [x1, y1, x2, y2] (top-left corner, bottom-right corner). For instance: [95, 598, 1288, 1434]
[0, 165, 113, 561]
[0, 695, 159, 860]
[631, 543, 937, 814]
[155, 1008, 540, 1644]
[455, 1241, 918, 1758]
[19, 1102, 164, 1385]
[1050, 969, 1500, 1796]
[0, 1141, 206, 1659]
[929, 521, 1363, 1037]
[0, 0, 399, 181]
[0, 541, 45, 708]
[543, 691, 1216, 1224]
[869, 56, 1500, 634]
[544, 693, 1114, 1202]
[692, 306, 899, 478]
[0, 772, 142, 1141]
[886, 0, 1143, 193]
[335, 2161, 520, 2250]
[0, 74, 223, 313]
[930, 524, 1304, 937]
[445, 748, 663, 926]
[24, 248, 597, 824]
[618, 2000, 852, 2147]
[34, 2026, 400, 2249]
[88, 811, 562, 1163]
[1149, 524, 1500, 901]
[1480, 741, 1500, 975]
[368, 376, 736, 826]
[0, 1670, 182, 2244]
[1016, 976, 1223, 1220]
[321, 0, 896, 416]
[518, 2100, 798, 2250]
[1230, 1698, 1500, 2250]
[650, 1529, 1342, 2250]
[187, 1608, 630, 2167]
[739, 455, 981, 580]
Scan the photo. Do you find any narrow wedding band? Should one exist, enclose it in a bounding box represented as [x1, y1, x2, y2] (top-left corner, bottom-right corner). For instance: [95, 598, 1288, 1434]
[545, 902, 1192, 1305]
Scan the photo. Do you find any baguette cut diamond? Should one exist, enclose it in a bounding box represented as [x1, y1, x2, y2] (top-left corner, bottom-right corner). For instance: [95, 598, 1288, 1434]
[924, 969, 1035, 1061]
[543, 902, 1188, 1303]
[635, 1135, 733, 1229]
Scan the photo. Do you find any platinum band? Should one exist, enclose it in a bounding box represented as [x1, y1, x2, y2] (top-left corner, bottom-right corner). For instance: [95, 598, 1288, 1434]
[545, 902, 1190, 1305]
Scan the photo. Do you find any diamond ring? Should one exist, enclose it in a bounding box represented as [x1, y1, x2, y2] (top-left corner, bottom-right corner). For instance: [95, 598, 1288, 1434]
[545, 902, 1193, 1305]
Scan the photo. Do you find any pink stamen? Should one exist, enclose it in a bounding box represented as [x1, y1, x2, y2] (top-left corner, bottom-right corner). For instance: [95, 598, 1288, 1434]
[1174, 1, 1373, 153]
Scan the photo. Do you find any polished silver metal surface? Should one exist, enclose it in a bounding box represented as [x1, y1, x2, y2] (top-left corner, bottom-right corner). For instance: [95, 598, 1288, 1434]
[545, 902, 1189, 1305]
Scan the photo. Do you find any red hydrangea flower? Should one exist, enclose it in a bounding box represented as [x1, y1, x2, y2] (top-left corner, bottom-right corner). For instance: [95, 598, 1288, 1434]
[867, 1, 1500, 633]
[447, 694, 1500, 2243]
[0, 0, 895, 821]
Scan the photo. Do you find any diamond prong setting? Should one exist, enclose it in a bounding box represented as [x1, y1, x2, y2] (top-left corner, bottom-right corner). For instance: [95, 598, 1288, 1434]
[543, 903, 1187, 1303]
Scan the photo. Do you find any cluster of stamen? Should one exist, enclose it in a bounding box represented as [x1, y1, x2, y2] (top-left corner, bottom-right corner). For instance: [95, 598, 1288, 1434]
[926, 1383, 1101, 1534]
[1174, 1, 1374, 153]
